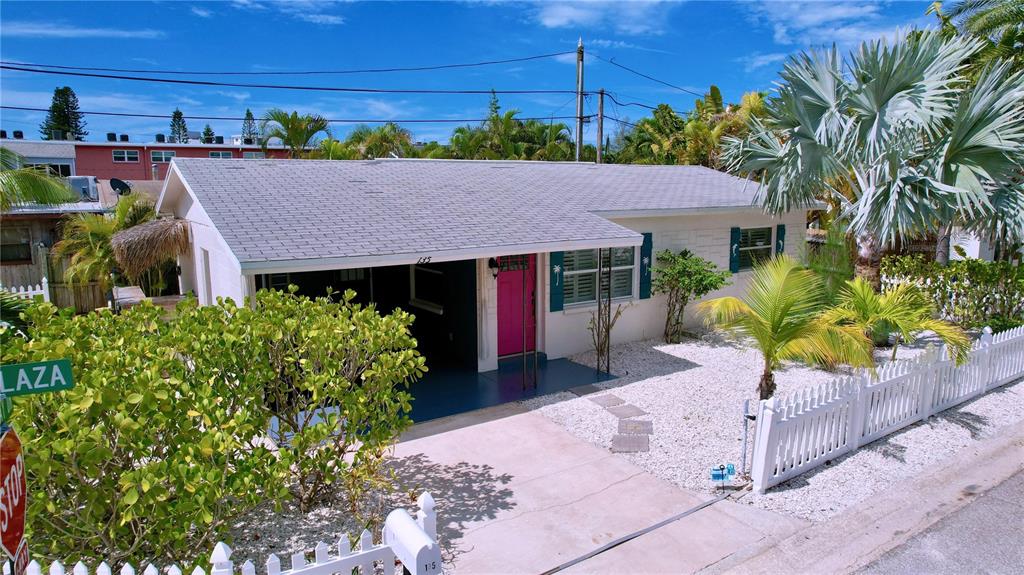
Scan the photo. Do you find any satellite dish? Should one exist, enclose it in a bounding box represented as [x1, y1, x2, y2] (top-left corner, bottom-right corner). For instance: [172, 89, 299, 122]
[110, 178, 133, 196]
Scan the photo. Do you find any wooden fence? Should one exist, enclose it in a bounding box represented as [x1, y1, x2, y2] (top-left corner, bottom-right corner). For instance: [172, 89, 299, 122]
[750, 326, 1024, 493]
[5, 493, 441, 575]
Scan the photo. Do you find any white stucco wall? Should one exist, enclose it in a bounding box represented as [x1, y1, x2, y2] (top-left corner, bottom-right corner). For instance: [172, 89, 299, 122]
[160, 174, 245, 304]
[541, 209, 807, 360]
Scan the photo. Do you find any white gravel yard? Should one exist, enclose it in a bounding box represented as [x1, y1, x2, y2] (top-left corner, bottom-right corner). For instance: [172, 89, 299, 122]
[520, 332, 1024, 522]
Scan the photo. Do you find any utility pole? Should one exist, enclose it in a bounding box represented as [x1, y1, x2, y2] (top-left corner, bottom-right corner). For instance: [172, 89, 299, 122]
[596, 88, 605, 164]
[575, 37, 584, 162]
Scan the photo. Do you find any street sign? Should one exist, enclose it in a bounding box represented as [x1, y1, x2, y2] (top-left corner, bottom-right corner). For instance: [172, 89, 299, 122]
[0, 360, 74, 398]
[0, 428, 26, 561]
[12, 540, 28, 575]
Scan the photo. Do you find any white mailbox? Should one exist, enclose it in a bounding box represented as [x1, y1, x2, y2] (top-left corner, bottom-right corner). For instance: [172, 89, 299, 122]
[383, 508, 442, 575]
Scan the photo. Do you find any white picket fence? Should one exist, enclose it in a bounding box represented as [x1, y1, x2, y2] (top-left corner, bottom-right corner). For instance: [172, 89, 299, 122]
[750, 326, 1024, 493]
[8, 492, 442, 575]
[0, 277, 50, 302]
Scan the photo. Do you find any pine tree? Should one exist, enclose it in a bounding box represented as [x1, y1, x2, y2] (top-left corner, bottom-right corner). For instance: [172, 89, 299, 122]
[242, 109, 257, 140]
[202, 124, 215, 143]
[170, 109, 189, 143]
[39, 86, 88, 140]
[488, 90, 500, 119]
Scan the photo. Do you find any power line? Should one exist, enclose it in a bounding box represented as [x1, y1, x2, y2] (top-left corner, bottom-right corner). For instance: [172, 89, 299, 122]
[606, 116, 641, 130]
[0, 65, 591, 95]
[605, 92, 657, 111]
[1, 105, 592, 125]
[0, 51, 575, 76]
[593, 54, 704, 98]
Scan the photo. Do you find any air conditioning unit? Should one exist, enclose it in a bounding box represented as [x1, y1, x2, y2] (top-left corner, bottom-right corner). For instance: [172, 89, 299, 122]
[0, 130, 7, 139]
[68, 176, 99, 201]
[214, 135, 224, 144]
[119, 134, 129, 142]
[107, 132, 117, 142]
[155, 134, 166, 143]
[13, 131, 24, 139]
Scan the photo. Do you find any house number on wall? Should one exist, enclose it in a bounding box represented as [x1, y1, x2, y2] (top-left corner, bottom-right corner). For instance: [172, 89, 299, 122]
[416, 257, 432, 264]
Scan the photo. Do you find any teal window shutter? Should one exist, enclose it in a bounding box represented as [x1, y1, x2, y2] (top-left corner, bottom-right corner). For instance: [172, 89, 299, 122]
[639, 233, 653, 299]
[775, 224, 786, 255]
[729, 227, 741, 273]
[550, 251, 564, 312]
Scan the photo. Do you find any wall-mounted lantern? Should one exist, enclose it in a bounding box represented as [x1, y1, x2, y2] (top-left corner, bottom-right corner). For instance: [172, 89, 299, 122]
[488, 257, 500, 279]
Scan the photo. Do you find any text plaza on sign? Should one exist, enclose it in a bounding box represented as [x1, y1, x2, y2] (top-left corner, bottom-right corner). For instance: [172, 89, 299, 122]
[0, 360, 73, 398]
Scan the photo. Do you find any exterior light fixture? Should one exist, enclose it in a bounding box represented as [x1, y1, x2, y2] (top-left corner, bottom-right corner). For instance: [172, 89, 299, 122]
[488, 257, 500, 279]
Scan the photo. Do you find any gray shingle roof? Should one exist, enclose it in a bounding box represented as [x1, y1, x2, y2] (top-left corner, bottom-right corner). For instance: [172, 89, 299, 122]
[171, 158, 763, 269]
[1, 140, 77, 159]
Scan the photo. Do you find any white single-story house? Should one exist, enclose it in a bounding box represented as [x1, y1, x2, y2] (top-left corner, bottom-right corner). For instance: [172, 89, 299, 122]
[156, 158, 808, 378]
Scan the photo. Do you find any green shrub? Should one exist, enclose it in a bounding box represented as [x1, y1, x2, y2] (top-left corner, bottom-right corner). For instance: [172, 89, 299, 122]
[881, 255, 1024, 329]
[1, 288, 425, 563]
[254, 288, 425, 519]
[653, 249, 731, 342]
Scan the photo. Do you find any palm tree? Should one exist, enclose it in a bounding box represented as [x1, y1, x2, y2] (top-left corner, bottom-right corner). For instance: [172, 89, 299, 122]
[698, 256, 874, 399]
[822, 277, 971, 362]
[53, 194, 157, 290]
[345, 122, 413, 159]
[449, 125, 489, 159]
[260, 109, 331, 159]
[724, 31, 1024, 283]
[947, 0, 1023, 37]
[315, 138, 360, 160]
[1, 147, 75, 211]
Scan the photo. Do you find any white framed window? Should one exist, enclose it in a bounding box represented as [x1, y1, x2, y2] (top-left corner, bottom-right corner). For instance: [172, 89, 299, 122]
[242, 151, 265, 159]
[738, 227, 772, 270]
[151, 150, 176, 163]
[0, 226, 32, 263]
[209, 151, 233, 159]
[563, 247, 635, 306]
[26, 162, 72, 177]
[409, 264, 444, 315]
[112, 150, 139, 163]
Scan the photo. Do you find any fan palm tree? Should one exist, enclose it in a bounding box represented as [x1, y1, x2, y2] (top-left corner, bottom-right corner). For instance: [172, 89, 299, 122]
[699, 256, 874, 399]
[822, 277, 971, 362]
[724, 31, 1024, 284]
[1, 147, 75, 211]
[260, 109, 331, 159]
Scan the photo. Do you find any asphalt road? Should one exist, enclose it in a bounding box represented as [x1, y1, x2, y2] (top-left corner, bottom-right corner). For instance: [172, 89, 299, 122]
[861, 470, 1024, 575]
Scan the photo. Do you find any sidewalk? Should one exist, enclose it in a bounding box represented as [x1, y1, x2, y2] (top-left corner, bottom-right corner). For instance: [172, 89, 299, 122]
[398, 405, 807, 574]
[703, 419, 1024, 574]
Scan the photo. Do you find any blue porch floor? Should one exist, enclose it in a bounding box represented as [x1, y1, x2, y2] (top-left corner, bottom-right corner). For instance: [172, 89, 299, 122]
[409, 354, 617, 423]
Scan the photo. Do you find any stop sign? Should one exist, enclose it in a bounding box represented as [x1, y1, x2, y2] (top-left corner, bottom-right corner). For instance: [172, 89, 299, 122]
[0, 427, 26, 560]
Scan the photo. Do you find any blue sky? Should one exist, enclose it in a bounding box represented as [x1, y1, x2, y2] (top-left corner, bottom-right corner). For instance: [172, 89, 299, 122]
[0, 1, 933, 144]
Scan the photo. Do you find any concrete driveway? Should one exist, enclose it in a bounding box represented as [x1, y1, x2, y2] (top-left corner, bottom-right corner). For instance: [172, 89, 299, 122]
[395, 404, 807, 574]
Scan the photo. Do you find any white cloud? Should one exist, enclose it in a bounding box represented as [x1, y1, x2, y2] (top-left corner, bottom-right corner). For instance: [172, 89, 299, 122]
[191, 6, 213, 18]
[1, 22, 164, 39]
[215, 90, 252, 102]
[535, 2, 677, 36]
[743, 1, 930, 50]
[587, 38, 669, 53]
[230, 0, 345, 26]
[735, 52, 788, 72]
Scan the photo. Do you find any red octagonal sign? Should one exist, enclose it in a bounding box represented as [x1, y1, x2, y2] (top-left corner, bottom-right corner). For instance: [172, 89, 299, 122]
[0, 427, 27, 561]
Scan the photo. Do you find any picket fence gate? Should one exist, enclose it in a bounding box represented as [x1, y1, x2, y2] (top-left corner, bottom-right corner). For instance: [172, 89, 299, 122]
[750, 326, 1024, 493]
[6, 492, 442, 575]
[0, 277, 50, 302]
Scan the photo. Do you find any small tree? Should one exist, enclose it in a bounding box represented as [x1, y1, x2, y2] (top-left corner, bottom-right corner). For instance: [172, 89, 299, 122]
[202, 124, 215, 143]
[653, 249, 730, 342]
[170, 108, 189, 143]
[242, 108, 257, 140]
[39, 86, 87, 140]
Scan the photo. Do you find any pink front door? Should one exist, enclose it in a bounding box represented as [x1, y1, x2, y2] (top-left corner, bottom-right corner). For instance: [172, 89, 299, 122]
[497, 254, 537, 357]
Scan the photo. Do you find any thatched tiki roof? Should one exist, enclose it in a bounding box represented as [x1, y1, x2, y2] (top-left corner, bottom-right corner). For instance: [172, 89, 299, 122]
[112, 218, 189, 281]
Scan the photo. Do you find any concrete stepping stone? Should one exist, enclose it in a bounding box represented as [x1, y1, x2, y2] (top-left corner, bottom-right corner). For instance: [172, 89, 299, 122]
[588, 394, 625, 407]
[618, 419, 654, 435]
[605, 404, 647, 419]
[570, 384, 604, 397]
[611, 433, 650, 453]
